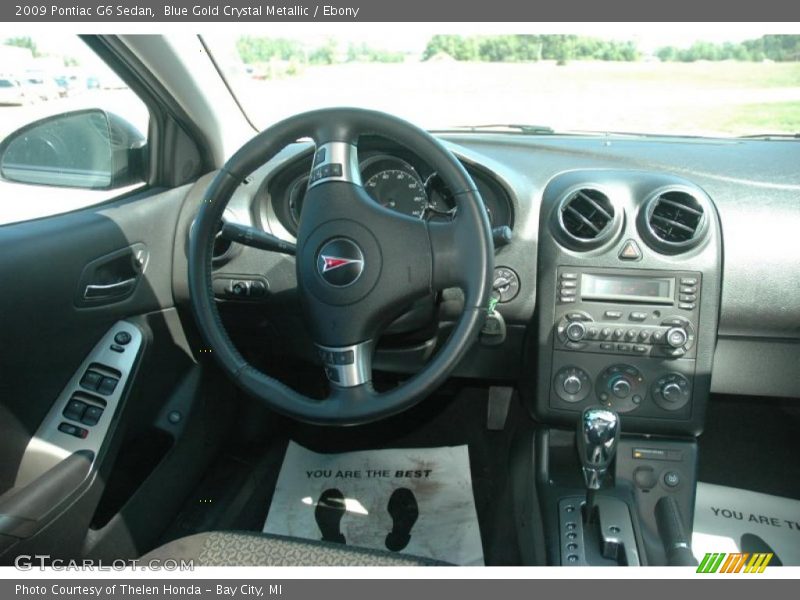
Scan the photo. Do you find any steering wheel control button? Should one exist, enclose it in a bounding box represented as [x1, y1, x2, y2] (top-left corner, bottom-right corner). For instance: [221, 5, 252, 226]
[316, 238, 365, 288]
[553, 366, 592, 404]
[663, 471, 681, 488]
[114, 331, 132, 345]
[618, 239, 642, 261]
[652, 373, 692, 411]
[58, 422, 89, 439]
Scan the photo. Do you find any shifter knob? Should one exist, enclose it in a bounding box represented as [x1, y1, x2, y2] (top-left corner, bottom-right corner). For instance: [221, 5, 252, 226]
[577, 407, 620, 490]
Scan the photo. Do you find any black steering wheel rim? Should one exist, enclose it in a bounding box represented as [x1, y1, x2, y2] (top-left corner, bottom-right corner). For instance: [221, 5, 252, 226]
[188, 108, 494, 425]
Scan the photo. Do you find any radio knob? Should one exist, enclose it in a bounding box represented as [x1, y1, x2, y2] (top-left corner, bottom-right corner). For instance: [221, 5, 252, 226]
[563, 375, 583, 395]
[566, 321, 587, 342]
[666, 327, 688, 348]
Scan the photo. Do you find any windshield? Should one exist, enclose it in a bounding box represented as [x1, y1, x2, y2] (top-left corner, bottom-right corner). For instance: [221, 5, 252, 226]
[205, 30, 800, 138]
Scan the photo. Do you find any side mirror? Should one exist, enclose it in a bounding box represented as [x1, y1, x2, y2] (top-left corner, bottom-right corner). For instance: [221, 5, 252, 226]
[0, 109, 147, 190]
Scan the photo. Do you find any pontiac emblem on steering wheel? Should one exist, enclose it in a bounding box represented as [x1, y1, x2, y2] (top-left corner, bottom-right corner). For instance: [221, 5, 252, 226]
[317, 238, 365, 287]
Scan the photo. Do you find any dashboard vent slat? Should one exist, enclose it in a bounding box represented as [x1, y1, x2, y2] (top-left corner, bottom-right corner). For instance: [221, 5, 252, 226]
[647, 190, 705, 245]
[559, 188, 615, 242]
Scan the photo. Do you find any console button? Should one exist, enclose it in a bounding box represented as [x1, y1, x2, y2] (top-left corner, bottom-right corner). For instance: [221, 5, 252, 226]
[633, 345, 648, 353]
[613, 329, 624, 339]
[600, 328, 612, 338]
[566, 321, 587, 342]
[80, 371, 103, 391]
[63, 400, 87, 422]
[616, 343, 631, 352]
[560, 288, 576, 297]
[679, 285, 696, 294]
[600, 342, 614, 351]
[663, 471, 681, 488]
[604, 311, 622, 319]
[629, 312, 647, 321]
[638, 330, 650, 341]
[618, 239, 642, 260]
[625, 329, 637, 340]
[679, 303, 696, 310]
[651, 331, 664, 343]
[560, 280, 577, 289]
[560, 297, 576, 304]
[680, 277, 698, 286]
[560, 272, 578, 280]
[679, 294, 697, 303]
[666, 327, 688, 348]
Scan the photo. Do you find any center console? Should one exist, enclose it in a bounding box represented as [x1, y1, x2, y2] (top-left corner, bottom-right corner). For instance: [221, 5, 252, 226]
[522, 169, 722, 566]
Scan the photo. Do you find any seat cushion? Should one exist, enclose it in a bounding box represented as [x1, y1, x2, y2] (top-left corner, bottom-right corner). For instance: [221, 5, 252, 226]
[142, 531, 448, 566]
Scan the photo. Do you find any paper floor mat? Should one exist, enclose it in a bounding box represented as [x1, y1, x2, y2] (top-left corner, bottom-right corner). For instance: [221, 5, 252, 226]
[693, 482, 800, 566]
[263, 442, 484, 565]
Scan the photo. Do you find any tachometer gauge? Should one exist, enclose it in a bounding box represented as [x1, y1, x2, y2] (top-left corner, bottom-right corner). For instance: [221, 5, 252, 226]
[364, 169, 428, 219]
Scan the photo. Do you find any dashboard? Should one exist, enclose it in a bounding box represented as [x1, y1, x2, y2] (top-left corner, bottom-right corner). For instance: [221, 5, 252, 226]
[173, 131, 800, 435]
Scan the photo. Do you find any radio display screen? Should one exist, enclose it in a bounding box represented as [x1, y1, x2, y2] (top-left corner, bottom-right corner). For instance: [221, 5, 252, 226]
[581, 274, 674, 304]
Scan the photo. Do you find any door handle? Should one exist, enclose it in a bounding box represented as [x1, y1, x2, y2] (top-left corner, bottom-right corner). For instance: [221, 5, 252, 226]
[83, 277, 137, 300]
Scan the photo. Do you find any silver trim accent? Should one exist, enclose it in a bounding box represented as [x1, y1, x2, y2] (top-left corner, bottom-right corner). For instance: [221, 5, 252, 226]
[559, 497, 588, 566]
[307, 142, 361, 190]
[14, 321, 143, 488]
[316, 340, 372, 388]
[559, 496, 641, 566]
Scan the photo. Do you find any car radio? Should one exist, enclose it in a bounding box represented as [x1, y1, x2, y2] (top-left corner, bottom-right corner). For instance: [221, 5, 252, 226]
[549, 266, 702, 418]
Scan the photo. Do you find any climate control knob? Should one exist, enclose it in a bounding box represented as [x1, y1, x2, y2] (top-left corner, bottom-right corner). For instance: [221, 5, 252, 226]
[596, 364, 646, 413]
[565, 321, 587, 342]
[652, 373, 691, 411]
[554, 366, 592, 403]
[665, 327, 688, 349]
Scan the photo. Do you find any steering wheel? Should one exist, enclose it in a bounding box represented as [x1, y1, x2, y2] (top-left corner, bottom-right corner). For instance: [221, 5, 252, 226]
[188, 108, 494, 425]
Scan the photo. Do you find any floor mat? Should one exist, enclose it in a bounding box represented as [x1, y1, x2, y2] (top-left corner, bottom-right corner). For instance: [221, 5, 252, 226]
[693, 482, 800, 566]
[263, 441, 484, 565]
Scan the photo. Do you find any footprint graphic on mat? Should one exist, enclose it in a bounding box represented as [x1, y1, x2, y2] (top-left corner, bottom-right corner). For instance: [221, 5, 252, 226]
[385, 488, 419, 552]
[314, 488, 347, 544]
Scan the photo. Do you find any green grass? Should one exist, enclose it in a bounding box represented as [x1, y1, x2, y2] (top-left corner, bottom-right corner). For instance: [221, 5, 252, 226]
[716, 101, 800, 135]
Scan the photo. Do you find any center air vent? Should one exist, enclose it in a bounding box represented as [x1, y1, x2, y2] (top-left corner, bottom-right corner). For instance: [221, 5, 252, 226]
[555, 187, 619, 249]
[640, 189, 707, 253]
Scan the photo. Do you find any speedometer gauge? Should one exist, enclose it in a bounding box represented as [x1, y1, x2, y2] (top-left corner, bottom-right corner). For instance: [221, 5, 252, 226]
[364, 169, 428, 219]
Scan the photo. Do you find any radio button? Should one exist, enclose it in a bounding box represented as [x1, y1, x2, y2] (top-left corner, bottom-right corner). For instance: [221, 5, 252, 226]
[561, 288, 576, 297]
[638, 330, 650, 341]
[567, 312, 590, 321]
[666, 327, 688, 348]
[560, 297, 576, 303]
[625, 329, 637, 340]
[679, 303, 695, 310]
[561, 272, 578, 280]
[651, 331, 664, 343]
[679, 285, 696, 294]
[629, 312, 648, 321]
[600, 342, 614, 351]
[633, 345, 648, 353]
[587, 328, 598, 339]
[604, 310, 623, 319]
[600, 328, 612, 338]
[679, 294, 696, 302]
[616, 343, 631, 352]
[680, 277, 698, 286]
[613, 329, 624, 339]
[561, 280, 577, 289]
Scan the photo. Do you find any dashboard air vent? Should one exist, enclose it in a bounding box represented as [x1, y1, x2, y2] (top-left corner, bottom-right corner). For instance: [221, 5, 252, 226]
[559, 188, 616, 242]
[643, 190, 706, 251]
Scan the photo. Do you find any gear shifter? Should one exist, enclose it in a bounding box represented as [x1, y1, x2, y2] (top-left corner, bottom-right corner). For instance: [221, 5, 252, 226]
[577, 406, 620, 520]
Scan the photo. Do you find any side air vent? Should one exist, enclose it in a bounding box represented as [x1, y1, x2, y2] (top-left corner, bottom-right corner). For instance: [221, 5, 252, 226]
[640, 189, 708, 253]
[555, 187, 620, 249]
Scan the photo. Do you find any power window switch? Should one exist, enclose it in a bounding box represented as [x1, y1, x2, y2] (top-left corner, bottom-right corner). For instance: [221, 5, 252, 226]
[97, 377, 119, 396]
[63, 399, 88, 422]
[80, 371, 103, 391]
[81, 405, 104, 427]
[58, 422, 88, 439]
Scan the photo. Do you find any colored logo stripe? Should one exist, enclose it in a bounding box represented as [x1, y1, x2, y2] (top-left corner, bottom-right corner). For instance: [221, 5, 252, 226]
[697, 552, 773, 573]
